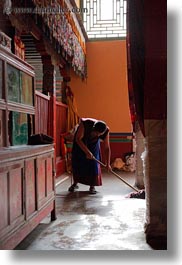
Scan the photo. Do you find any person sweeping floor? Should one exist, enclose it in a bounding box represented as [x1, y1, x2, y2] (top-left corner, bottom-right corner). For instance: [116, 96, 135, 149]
[68, 118, 111, 194]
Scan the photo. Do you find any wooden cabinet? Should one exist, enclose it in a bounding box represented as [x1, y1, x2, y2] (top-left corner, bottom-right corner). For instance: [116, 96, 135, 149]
[0, 42, 56, 250]
[0, 145, 56, 250]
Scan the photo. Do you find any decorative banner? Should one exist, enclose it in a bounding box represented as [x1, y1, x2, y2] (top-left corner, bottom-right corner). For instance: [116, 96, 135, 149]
[65, 85, 80, 131]
[32, 0, 87, 78]
[126, 0, 145, 135]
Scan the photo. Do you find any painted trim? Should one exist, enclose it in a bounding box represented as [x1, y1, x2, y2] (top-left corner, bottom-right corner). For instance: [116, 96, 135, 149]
[110, 132, 133, 142]
[110, 132, 133, 136]
[110, 139, 132, 143]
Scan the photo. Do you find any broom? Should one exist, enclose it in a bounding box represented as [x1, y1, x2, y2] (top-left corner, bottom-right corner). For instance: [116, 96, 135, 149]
[93, 157, 139, 192]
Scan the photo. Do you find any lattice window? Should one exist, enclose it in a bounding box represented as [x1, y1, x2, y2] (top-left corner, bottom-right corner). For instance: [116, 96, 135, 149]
[82, 0, 127, 39]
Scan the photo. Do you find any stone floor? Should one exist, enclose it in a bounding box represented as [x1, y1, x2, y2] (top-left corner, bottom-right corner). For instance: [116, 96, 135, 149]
[15, 170, 153, 250]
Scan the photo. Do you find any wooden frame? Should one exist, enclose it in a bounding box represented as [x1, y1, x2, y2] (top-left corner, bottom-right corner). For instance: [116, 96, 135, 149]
[0, 46, 35, 148]
[0, 46, 56, 250]
[0, 144, 56, 250]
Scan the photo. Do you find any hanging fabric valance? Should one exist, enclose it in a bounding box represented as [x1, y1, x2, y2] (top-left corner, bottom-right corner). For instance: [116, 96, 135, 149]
[32, 0, 87, 78]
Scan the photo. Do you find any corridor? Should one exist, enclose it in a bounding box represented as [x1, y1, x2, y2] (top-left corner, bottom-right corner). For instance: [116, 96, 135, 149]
[15, 171, 152, 250]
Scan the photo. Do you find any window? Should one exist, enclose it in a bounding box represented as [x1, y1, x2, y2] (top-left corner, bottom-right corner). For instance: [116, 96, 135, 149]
[7, 64, 21, 103]
[8, 111, 34, 146]
[0, 110, 5, 147]
[0, 49, 35, 147]
[82, 0, 127, 39]
[7, 64, 33, 105]
[21, 71, 33, 105]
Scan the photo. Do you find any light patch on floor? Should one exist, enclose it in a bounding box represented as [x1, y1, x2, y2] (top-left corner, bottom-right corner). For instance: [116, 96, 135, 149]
[15, 171, 153, 250]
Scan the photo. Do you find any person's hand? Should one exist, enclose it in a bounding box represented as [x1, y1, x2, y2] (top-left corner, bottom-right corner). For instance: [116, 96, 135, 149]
[86, 152, 94, 160]
[106, 164, 112, 172]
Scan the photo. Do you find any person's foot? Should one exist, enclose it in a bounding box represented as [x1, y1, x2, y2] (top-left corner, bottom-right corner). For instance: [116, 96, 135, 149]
[89, 186, 97, 194]
[68, 184, 79, 192]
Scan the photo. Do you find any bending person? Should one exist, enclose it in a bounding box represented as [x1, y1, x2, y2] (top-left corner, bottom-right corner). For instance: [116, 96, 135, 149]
[68, 118, 111, 194]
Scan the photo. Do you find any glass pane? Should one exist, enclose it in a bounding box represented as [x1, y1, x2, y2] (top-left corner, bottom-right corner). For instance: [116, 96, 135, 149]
[0, 59, 2, 99]
[9, 111, 28, 145]
[100, 0, 113, 20]
[0, 110, 5, 147]
[7, 64, 20, 102]
[20, 71, 33, 105]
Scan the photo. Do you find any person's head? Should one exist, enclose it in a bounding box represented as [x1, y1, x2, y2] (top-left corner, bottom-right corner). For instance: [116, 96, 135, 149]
[92, 120, 107, 137]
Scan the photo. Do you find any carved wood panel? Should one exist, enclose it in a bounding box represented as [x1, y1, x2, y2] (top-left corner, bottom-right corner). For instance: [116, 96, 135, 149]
[0, 162, 25, 239]
[37, 156, 46, 208]
[0, 172, 8, 232]
[0, 145, 55, 249]
[25, 159, 37, 219]
[9, 164, 25, 226]
[46, 156, 53, 196]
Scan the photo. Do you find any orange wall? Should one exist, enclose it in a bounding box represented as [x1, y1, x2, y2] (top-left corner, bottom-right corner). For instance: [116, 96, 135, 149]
[70, 40, 132, 132]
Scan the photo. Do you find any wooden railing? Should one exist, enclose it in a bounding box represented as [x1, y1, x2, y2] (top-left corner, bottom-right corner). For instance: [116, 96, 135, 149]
[35, 90, 50, 135]
[35, 91, 68, 175]
[56, 101, 68, 157]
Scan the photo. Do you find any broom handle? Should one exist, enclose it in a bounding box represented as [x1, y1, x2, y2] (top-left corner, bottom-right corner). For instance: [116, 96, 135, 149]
[93, 157, 139, 192]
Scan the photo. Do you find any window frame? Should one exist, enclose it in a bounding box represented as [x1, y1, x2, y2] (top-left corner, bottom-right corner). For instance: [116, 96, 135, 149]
[82, 0, 127, 40]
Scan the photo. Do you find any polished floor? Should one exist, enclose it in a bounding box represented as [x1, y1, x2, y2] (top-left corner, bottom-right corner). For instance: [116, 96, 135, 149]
[15, 170, 153, 250]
